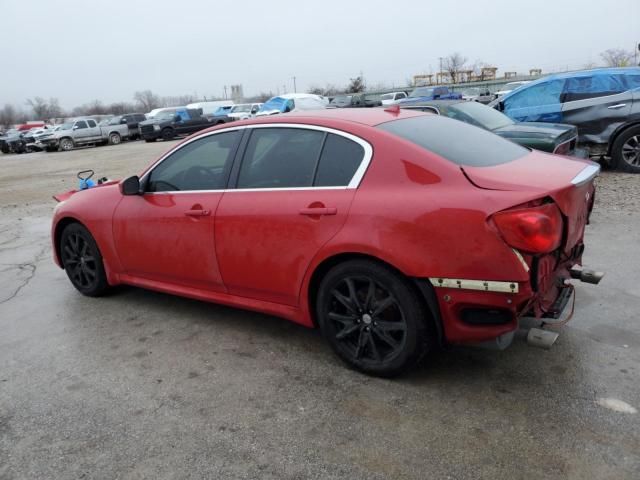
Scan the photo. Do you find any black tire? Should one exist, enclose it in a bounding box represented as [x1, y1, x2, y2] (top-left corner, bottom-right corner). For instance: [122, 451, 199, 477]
[45, 145, 57, 152]
[316, 260, 433, 377]
[108, 132, 121, 145]
[60, 223, 110, 297]
[145, 138, 156, 143]
[59, 137, 74, 151]
[161, 128, 175, 141]
[1, 145, 9, 154]
[611, 125, 640, 173]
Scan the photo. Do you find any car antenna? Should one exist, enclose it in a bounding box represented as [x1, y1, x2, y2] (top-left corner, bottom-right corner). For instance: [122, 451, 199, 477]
[384, 105, 400, 115]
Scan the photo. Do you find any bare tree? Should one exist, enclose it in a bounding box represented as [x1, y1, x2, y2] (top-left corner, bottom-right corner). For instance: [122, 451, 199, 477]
[443, 52, 468, 83]
[26, 97, 49, 119]
[600, 48, 633, 67]
[108, 102, 136, 115]
[346, 76, 365, 93]
[133, 90, 161, 112]
[47, 98, 63, 119]
[0, 104, 18, 128]
[307, 84, 342, 96]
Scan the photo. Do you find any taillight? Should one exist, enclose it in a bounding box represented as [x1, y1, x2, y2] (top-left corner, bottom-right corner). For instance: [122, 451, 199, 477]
[491, 203, 563, 254]
[553, 140, 571, 155]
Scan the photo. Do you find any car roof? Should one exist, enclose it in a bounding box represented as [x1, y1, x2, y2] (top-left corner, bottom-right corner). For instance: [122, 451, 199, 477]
[400, 99, 464, 107]
[280, 107, 427, 126]
[500, 67, 640, 100]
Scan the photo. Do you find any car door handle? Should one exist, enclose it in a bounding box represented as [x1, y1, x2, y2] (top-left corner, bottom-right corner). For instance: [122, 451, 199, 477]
[299, 207, 337, 216]
[184, 209, 210, 217]
[607, 104, 627, 109]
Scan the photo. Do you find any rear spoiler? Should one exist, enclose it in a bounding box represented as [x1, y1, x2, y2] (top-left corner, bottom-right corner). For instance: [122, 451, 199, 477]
[571, 164, 600, 186]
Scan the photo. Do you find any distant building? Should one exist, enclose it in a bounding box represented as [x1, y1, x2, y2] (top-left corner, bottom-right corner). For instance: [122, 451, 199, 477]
[231, 85, 244, 103]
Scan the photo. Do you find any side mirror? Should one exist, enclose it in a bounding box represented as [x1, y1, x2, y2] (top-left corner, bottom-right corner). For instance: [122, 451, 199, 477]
[120, 175, 141, 196]
[72, 125, 79, 130]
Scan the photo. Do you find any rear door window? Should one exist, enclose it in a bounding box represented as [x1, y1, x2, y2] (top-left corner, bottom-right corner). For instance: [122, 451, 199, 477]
[237, 128, 324, 188]
[87, 120, 97, 128]
[378, 115, 528, 167]
[563, 74, 628, 102]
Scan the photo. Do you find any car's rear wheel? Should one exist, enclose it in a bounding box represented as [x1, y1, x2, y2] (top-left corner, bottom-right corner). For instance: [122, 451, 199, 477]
[59, 137, 74, 151]
[161, 128, 175, 141]
[316, 260, 432, 377]
[144, 138, 156, 143]
[108, 132, 121, 145]
[60, 223, 109, 297]
[611, 125, 640, 173]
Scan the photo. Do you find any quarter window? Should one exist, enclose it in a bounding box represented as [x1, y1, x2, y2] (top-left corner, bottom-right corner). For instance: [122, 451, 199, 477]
[315, 134, 365, 187]
[237, 128, 324, 188]
[146, 131, 240, 192]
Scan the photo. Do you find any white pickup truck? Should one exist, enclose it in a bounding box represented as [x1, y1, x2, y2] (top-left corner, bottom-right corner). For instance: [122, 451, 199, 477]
[37, 117, 130, 152]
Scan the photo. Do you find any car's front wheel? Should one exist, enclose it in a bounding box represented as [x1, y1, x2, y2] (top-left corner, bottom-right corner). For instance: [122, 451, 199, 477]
[108, 132, 121, 145]
[316, 260, 433, 377]
[611, 125, 640, 173]
[59, 137, 74, 151]
[60, 223, 110, 297]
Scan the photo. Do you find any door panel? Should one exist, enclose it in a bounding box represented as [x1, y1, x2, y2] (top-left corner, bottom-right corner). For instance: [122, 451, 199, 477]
[113, 192, 225, 291]
[562, 91, 632, 144]
[215, 189, 355, 305]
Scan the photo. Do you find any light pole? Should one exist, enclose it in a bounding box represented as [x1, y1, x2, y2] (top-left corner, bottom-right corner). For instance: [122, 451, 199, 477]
[438, 57, 443, 84]
[292, 76, 297, 93]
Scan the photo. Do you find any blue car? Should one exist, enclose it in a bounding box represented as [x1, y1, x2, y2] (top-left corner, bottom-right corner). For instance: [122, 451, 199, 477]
[492, 67, 640, 172]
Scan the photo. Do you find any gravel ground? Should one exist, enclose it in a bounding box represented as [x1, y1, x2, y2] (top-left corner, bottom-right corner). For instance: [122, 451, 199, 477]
[0, 143, 638, 480]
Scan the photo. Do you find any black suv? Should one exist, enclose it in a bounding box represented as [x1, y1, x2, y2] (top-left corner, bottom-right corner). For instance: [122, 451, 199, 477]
[492, 67, 640, 172]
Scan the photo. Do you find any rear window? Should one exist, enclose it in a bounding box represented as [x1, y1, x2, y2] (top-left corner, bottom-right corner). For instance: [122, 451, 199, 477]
[377, 115, 528, 167]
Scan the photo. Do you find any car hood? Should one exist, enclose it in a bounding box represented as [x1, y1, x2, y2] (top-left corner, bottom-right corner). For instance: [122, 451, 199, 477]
[139, 118, 165, 126]
[493, 122, 577, 140]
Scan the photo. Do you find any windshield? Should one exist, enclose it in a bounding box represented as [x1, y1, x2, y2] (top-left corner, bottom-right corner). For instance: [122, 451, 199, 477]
[446, 102, 514, 130]
[259, 97, 288, 112]
[59, 123, 74, 130]
[377, 115, 527, 167]
[154, 110, 176, 119]
[331, 96, 351, 104]
[409, 87, 435, 98]
[230, 104, 251, 113]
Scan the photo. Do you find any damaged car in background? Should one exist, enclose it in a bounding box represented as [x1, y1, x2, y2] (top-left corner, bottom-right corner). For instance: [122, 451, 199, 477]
[401, 99, 583, 156]
[50, 108, 603, 376]
[492, 67, 640, 172]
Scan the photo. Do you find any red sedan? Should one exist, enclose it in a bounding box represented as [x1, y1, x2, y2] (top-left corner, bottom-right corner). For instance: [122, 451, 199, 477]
[52, 108, 600, 376]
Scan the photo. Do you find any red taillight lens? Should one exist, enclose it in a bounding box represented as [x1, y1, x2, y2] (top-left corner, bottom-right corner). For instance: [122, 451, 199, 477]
[492, 203, 563, 254]
[553, 141, 571, 155]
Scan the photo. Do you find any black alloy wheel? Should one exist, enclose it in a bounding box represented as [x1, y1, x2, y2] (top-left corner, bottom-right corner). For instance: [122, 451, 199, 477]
[60, 223, 109, 296]
[317, 260, 433, 376]
[611, 125, 640, 173]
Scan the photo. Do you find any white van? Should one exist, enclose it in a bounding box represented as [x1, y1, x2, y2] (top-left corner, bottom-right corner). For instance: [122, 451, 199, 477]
[186, 101, 235, 116]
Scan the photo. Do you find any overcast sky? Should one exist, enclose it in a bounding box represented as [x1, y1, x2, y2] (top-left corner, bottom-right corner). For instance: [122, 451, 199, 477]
[1, 0, 638, 109]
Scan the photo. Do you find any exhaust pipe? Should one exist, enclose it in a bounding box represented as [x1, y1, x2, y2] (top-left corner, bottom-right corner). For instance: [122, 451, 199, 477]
[570, 266, 605, 285]
[527, 328, 559, 349]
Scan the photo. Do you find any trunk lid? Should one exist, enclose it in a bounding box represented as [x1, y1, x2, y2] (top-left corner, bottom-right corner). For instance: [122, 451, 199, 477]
[463, 151, 599, 252]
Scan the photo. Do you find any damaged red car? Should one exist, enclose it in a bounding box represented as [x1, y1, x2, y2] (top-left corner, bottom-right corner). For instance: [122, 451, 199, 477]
[51, 108, 601, 376]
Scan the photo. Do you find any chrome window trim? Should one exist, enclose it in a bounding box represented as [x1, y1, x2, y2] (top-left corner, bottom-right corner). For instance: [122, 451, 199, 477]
[571, 164, 600, 186]
[140, 123, 373, 193]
